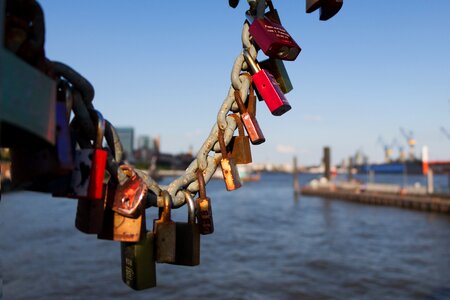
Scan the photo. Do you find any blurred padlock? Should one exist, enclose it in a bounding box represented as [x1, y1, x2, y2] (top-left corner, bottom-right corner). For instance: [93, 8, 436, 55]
[75, 183, 107, 234]
[228, 114, 252, 165]
[259, 58, 293, 94]
[112, 165, 147, 218]
[169, 191, 200, 266]
[120, 213, 157, 290]
[154, 190, 176, 263]
[234, 90, 265, 145]
[195, 169, 214, 235]
[306, 0, 343, 21]
[243, 50, 291, 116]
[70, 110, 107, 200]
[218, 128, 242, 191]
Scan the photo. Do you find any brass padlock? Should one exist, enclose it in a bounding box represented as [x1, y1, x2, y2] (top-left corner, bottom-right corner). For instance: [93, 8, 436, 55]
[154, 190, 176, 263]
[75, 183, 107, 234]
[218, 128, 242, 191]
[228, 114, 252, 165]
[195, 169, 214, 235]
[169, 191, 200, 266]
[120, 213, 157, 290]
[259, 58, 293, 94]
[97, 181, 144, 242]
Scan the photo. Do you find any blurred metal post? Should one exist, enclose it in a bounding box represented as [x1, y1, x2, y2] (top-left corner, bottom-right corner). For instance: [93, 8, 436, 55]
[293, 156, 300, 198]
[347, 157, 353, 182]
[426, 169, 434, 195]
[323, 146, 331, 181]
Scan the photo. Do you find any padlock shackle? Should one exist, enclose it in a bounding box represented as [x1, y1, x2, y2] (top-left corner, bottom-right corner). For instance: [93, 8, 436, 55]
[196, 169, 207, 199]
[234, 90, 247, 114]
[241, 73, 256, 115]
[159, 190, 172, 222]
[231, 113, 245, 137]
[183, 191, 196, 224]
[217, 128, 228, 158]
[94, 110, 106, 149]
[243, 50, 261, 75]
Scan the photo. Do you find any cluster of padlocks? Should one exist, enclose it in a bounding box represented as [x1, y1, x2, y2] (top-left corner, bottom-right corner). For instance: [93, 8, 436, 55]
[2, 0, 342, 291]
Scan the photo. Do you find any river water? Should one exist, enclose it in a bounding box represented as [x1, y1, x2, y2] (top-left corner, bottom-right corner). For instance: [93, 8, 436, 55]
[1, 173, 450, 300]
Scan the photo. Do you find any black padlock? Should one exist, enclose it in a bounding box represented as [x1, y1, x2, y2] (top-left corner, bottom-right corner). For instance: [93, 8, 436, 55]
[169, 191, 200, 266]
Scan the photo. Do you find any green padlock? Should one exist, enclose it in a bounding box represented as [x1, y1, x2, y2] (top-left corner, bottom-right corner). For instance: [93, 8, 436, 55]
[120, 214, 157, 290]
[259, 58, 293, 94]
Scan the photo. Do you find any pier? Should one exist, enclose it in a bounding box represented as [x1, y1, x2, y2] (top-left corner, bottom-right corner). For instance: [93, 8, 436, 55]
[301, 181, 450, 214]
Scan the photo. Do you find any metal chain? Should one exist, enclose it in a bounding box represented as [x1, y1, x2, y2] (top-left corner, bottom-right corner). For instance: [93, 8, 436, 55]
[44, 11, 258, 210]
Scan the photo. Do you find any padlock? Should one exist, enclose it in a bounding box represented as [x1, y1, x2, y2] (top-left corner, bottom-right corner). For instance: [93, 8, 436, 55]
[243, 73, 257, 116]
[97, 182, 144, 242]
[154, 190, 176, 263]
[243, 50, 291, 116]
[120, 213, 157, 290]
[55, 79, 74, 174]
[195, 169, 214, 235]
[233, 90, 265, 145]
[265, 0, 282, 25]
[306, 0, 343, 21]
[75, 183, 107, 234]
[112, 165, 147, 218]
[228, 114, 252, 165]
[169, 191, 200, 266]
[70, 110, 108, 200]
[247, 5, 301, 61]
[218, 128, 242, 191]
[259, 58, 293, 94]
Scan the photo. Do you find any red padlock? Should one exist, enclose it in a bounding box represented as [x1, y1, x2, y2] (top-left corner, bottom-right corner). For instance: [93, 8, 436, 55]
[87, 110, 108, 200]
[248, 14, 301, 61]
[243, 50, 291, 116]
[71, 110, 108, 200]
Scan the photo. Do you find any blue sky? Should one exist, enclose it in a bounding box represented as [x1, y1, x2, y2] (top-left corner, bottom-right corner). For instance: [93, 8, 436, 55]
[39, 1, 450, 166]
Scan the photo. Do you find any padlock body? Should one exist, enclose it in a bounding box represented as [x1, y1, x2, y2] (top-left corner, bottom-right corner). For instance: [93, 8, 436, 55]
[75, 183, 106, 234]
[253, 70, 291, 116]
[249, 18, 301, 61]
[170, 222, 200, 266]
[319, 0, 343, 21]
[220, 157, 242, 191]
[196, 197, 214, 235]
[87, 148, 107, 200]
[229, 135, 252, 165]
[241, 112, 265, 145]
[121, 231, 157, 290]
[112, 173, 147, 218]
[113, 213, 143, 242]
[70, 149, 94, 198]
[154, 220, 176, 263]
[259, 58, 293, 94]
[55, 101, 74, 173]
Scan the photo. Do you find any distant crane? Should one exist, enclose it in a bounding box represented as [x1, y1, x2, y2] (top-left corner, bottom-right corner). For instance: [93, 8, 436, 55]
[400, 127, 416, 161]
[376, 136, 393, 162]
[391, 138, 406, 162]
[441, 126, 450, 141]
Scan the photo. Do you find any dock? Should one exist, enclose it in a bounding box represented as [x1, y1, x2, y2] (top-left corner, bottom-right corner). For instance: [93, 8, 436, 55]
[301, 181, 450, 214]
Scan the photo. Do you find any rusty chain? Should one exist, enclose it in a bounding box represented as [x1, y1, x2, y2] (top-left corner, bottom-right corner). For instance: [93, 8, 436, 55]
[6, 0, 262, 210]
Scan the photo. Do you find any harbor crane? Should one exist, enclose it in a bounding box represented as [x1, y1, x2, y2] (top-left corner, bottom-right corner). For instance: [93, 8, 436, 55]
[441, 126, 450, 141]
[400, 127, 416, 161]
[391, 138, 406, 162]
[376, 136, 393, 163]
